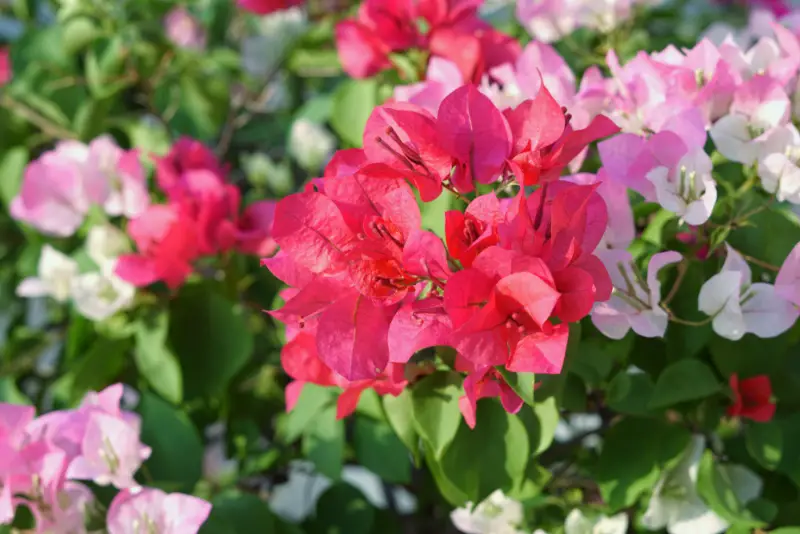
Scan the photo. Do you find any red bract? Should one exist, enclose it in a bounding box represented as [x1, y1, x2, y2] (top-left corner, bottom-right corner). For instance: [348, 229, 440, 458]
[727, 374, 776, 423]
[334, 0, 519, 82]
[266, 83, 618, 424]
[0, 47, 10, 86]
[116, 205, 200, 290]
[237, 0, 304, 15]
[457, 358, 523, 429]
[117, 138, 277, 290]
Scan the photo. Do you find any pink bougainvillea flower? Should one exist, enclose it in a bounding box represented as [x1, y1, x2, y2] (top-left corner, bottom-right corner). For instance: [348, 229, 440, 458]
[591, 250, 682, 340]
[699, 244, 799, 340]
[564, 171, 635, 250]
[235, 200, 278, 257]
[154, 137, 227, 196]
[393, 57, 464, 115]
[727, 373, 776, 422]
[164, 6, 207, 50]
[107, 488, 212, 534]
[388, 296, 453, 364]
[237, 0, 304, 15]
[115, 204, 201, 289]
[0, 47, 10, 85]
[67, 411, 151, 489]
[776, 242, 800, 308]
[458, 362, 523, 429]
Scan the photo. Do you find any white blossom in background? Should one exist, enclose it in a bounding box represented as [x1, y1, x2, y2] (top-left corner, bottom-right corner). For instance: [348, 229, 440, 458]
[564, 508, 628, 534]
[647, 148, 717, 225]
[642, 435, 762, 534]
[16, 245, 78, 303]
[757, 123, 800, 203]
[698, 244, 799, 340]
[87, 224, 131, 269]
[451, 490, 525, 534]
[288, 119, 336, 172]
[70, 270, 135, 322]
[241, 7, 307, 79]
[203, 423, 238, 485]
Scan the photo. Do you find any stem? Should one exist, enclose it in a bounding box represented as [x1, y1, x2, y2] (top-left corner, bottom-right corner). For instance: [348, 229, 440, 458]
[661, 260, 688, 306]
[666, 312, 712, 327]
[0, 93, 77, 140]
[441, 181, 469, 203]
[739, 253, 780, 272]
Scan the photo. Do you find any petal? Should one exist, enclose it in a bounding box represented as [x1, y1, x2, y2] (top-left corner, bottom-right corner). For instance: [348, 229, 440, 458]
[388, 299, 453, 363]
[742, 283, 800, 338]
[403, 229, 452, 280]
[508, 323, 569, 374]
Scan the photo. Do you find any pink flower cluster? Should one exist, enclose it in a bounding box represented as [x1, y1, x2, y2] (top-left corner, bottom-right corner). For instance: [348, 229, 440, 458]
[266, 81, 619, 427]
[335, 0, 520, 82]
[11, 136, 150, 237]
[0, 384, 210, 533]
[115, 138, 277, 290]
[237, 0, 303, 15]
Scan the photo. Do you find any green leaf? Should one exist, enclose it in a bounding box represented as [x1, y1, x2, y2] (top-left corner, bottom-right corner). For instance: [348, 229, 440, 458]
[134, 313, 183, 405]
[138, 392, 203, 492]
[411, 372, 462, 459]
[354, 417, 411, 484]
[607, 372, 655, 415]
[776, 413, 800, 485]
[648, 359, 721, 410]
[497, 369, 535, 407]
[745, 421, 783, 470]
[302, 404, 344, 480]
[641, 209, 677, 246]
[420, 188, 457, 239]
[439, 401, 530, 503]
[199, 491, 276, 534]
[0, 148, 28, 208]
[696, 452, 764, 528]
[71, 337, 128, 403]
[283, 384, 336, 444]
[532, 397, 559, 455]
[382, 390, 419, 461]
[594, 417, 690, 510]
[169, 286, 254, 399]
[330, 79, 378, 148]
[309, 483, 376, 534]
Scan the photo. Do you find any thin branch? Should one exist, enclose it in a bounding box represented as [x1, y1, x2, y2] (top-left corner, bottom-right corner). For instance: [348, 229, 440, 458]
[661, 260, 688, 306]
[0, 93, 77, 140]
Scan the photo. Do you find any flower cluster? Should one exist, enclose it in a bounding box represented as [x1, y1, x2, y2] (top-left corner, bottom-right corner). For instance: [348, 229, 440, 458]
[114, 137, 277, 290]
[334, 0, 520, 81]
[267, 81, 619, 426]
[0, 384, 210, 533]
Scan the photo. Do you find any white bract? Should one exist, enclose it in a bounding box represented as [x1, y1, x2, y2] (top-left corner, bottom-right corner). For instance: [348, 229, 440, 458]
[642, 435, 762, 534]
[698, 244, 798, 340]
[451, 490, 525, 534]
[86, 224, 131, 269]
[287, 119, 336, 172]
[70, 270, 135, 322]
[710, 100, 789, 165]
[757, 124, 800, 203]
[591, 250, 682, 339]
[646, 148, 717, 225]
[16, 245, 79, 303]
[564, 508, 628, 534]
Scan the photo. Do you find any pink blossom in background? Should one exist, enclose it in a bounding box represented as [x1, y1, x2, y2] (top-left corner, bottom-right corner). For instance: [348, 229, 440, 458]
[776, 242, 800, 308]
[0, 385, 194, 533]
[10, 136, 149, 236]
[0, 47, 10, 85]
[238, 0, 304, 15]
[164, 7, 207, 51]
[107, 488, 211, 534]
[335, 0, 520, 82]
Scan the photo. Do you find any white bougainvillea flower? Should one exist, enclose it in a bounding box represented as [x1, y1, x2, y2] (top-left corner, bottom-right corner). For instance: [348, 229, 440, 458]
[592, 250, 682, 339]
[647, 147, 717, 225]
[564, 508, 628, 534]
[698, 244, 798, 340]
[451, 490, 525, 534]
[710, 76, 790, 165]
[86, 224, 131, 270]
[642, 435, 762, 534]
[71, 270, 135, 322]
[757, 124, 800, 203]
[776, 242, 800, 309]
[287, 119, 336, 172]
[16, 245, 79, 303]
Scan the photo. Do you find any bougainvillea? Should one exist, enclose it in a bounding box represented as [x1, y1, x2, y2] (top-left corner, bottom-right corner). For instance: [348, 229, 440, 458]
[4, 0, 800, 532]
